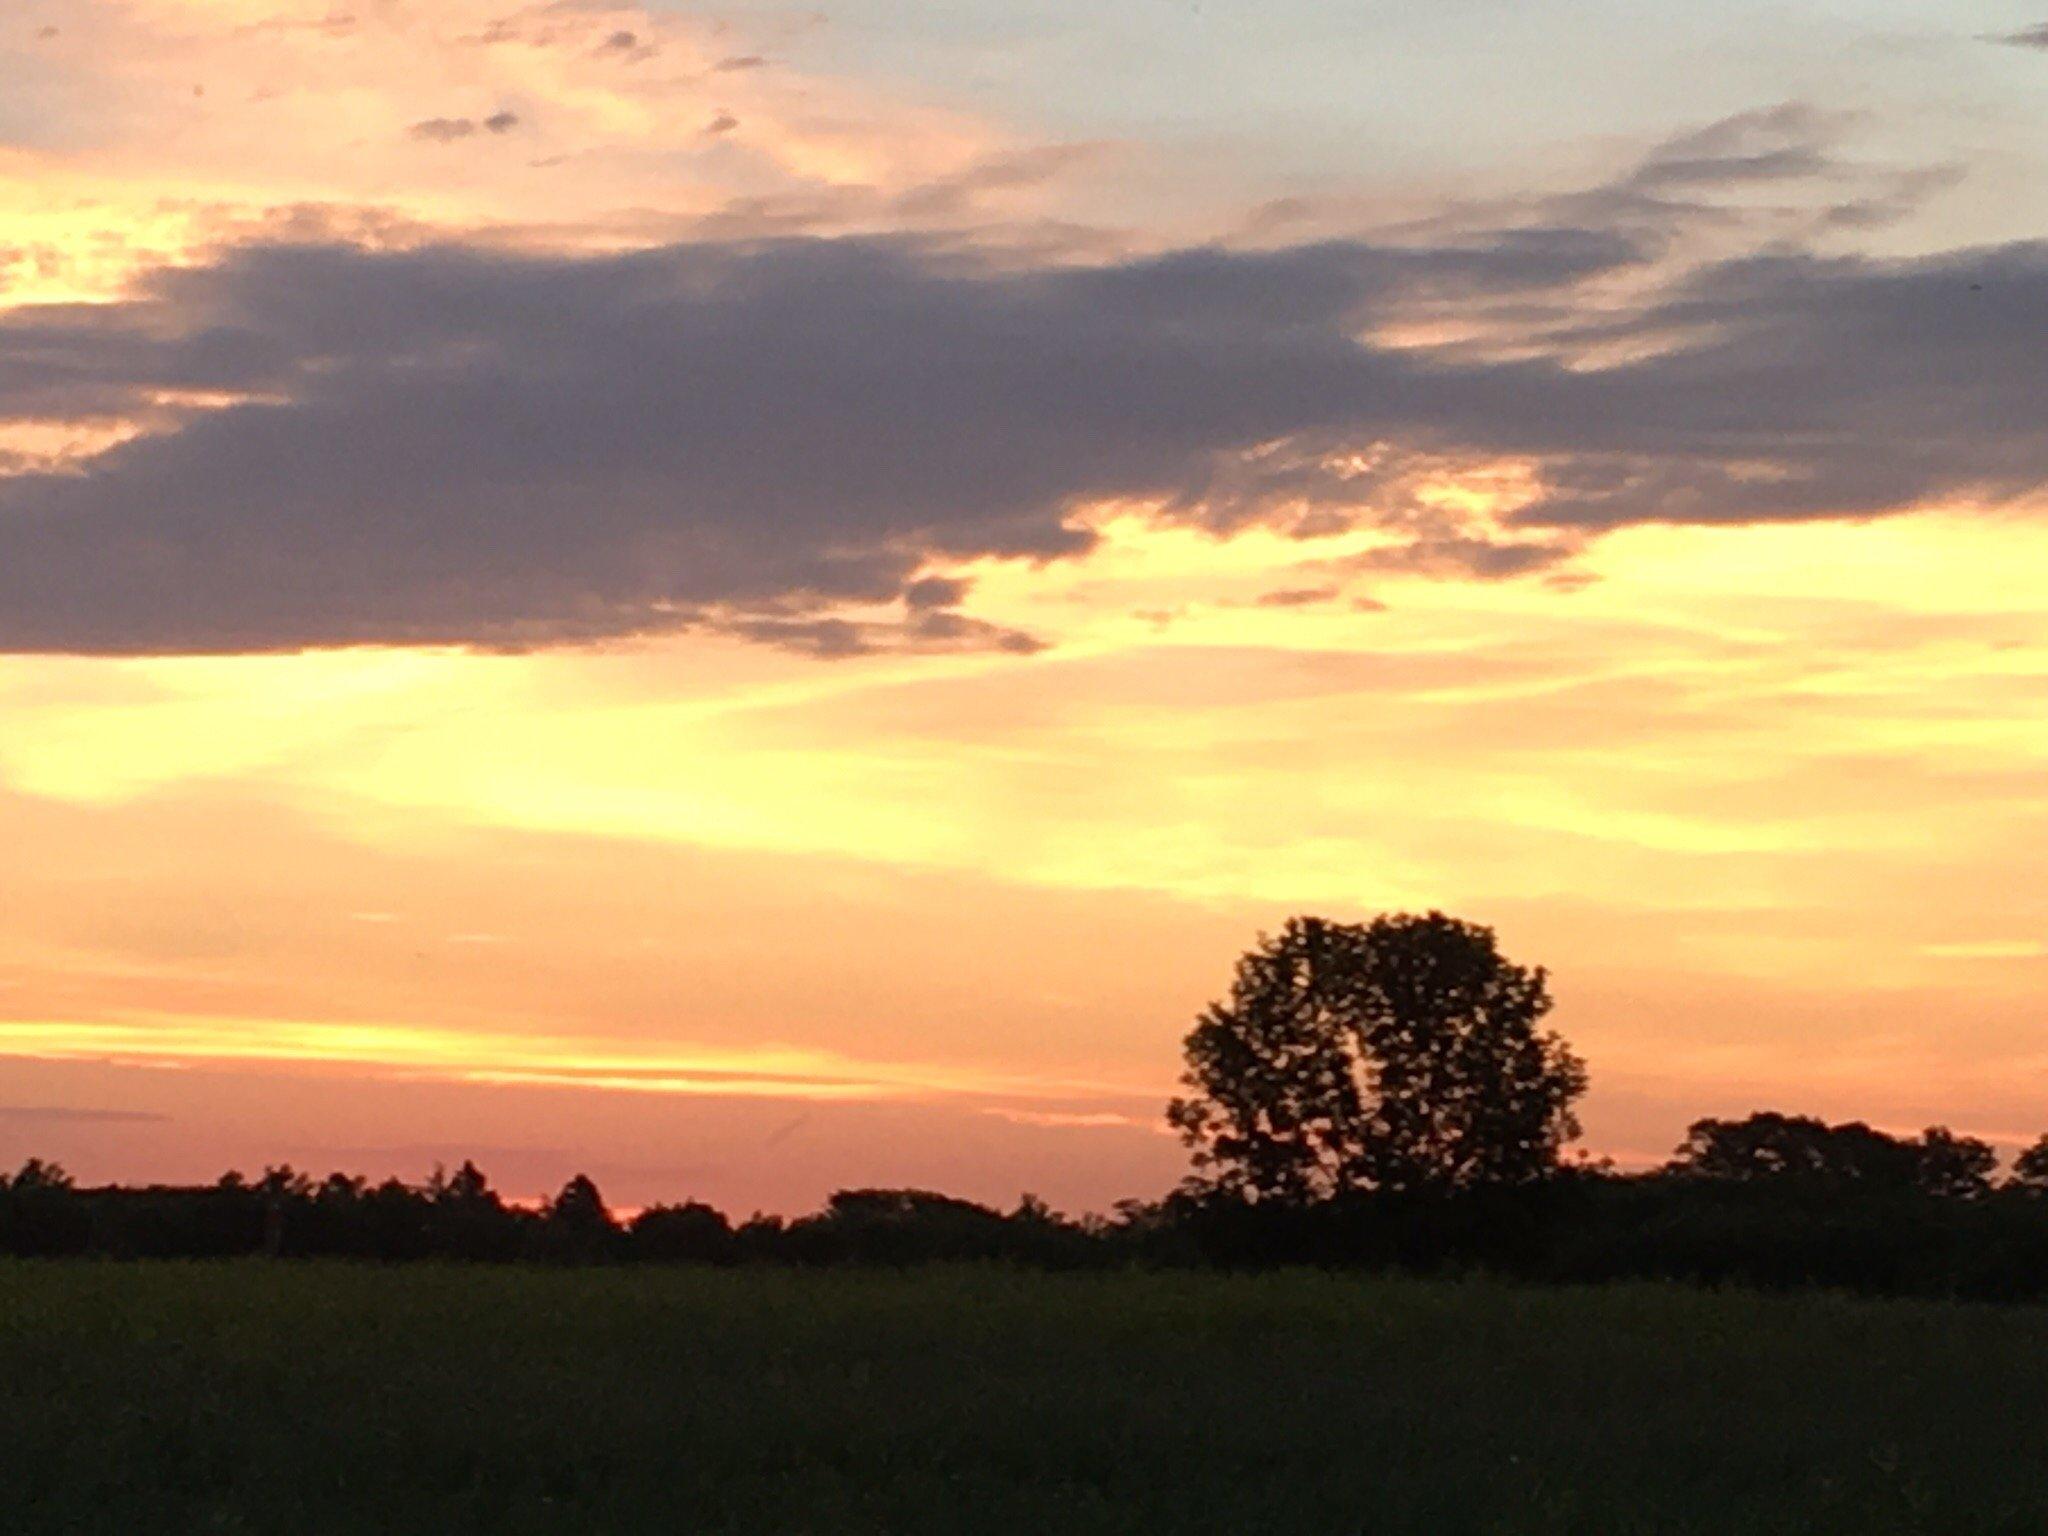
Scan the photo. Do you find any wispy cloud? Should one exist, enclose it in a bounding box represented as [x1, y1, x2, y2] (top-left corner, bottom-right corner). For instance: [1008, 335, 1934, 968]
[0, 1104, 167, 1123]
[1920, 941, 2048, 960]
[0, 1016, 1158, 1121]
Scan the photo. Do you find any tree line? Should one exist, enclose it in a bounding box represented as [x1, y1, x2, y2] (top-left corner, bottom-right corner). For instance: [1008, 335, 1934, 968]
[14, 1135, 2048, 1296]
[10, 911, 2048, 1298]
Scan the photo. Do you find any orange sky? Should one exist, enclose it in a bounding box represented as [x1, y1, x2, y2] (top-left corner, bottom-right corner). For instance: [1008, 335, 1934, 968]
[2, 1, 2046, 1211]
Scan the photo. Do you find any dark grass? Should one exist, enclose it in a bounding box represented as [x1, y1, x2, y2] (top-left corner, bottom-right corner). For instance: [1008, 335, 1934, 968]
[4, 1263, 2048, 1534]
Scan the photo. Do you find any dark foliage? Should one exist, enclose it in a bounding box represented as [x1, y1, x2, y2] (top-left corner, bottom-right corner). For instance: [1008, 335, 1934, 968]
[628, 1201, 737, 1265]
[2007, 1133, 2048, 1192]
[0, 1161, 1111, 1271]
[1670, 1112, 1997, 1199]
[11, 1112, 2048, 1299]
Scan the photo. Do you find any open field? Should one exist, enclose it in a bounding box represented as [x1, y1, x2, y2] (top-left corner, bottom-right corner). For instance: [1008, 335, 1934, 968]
[4, 1263, 2047, 1535]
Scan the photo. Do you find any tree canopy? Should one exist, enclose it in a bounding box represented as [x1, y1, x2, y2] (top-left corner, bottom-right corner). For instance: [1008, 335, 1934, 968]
[1168, 913, 1588, 1202]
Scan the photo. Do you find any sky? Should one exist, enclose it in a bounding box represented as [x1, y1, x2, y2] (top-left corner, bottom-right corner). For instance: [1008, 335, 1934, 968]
[2, 0, 2047, 1214]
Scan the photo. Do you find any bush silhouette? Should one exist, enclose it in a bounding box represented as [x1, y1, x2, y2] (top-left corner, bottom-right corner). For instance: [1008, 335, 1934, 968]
[629, 1202, 736, 1264]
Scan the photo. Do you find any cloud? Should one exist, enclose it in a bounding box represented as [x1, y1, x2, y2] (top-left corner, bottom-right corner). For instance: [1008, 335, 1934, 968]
[1348, 534, 1577, 581]
[725, 611, 1044, 658]
[902, 575, 973, 609]
[1510, 241, 2048, 528]
[409, 117, 474, 142]
[0, 223, 2044, 656]
[1624, 104, 1833, 190]
[892, 145, 1104, 218]
[408, 111, 520, 142]
[594, 29, 654, 61]
[1991, 23, 2048, 48]
[234, 11, 358, 40]
[1254, 587, 1341, 607]
[0, 233, 1628, 653]
[1520, 104, 1953, 248]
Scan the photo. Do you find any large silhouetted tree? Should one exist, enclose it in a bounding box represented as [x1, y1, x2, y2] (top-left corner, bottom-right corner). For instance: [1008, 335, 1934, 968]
[1167, 913, 1587, 1202]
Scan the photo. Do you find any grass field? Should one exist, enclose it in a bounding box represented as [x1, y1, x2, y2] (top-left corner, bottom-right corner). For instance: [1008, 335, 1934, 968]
[4, 1263, 2047, 1534]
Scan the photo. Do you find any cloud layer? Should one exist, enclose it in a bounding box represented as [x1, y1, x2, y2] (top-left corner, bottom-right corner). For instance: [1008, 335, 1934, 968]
[0, 212, 2044, 654]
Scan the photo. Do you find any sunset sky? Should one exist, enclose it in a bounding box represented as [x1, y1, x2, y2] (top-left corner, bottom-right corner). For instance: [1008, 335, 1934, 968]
[4, 0, 2048, 1213]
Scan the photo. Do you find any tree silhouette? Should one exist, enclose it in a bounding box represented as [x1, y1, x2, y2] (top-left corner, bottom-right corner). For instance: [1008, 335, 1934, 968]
[537, 1173, 618, 1262]
[1672, 1113, 1913, 1186]
[1671, 1114, 1996, 1198]
[428, 1160, 522, 1260]
[431, 1160, 498, 1209]
[549, 1174, 611, 1229]
[254, 1165, 311, 1256]
[0, 1158, 87, 1255]
[1912, 1126, 1997, 1201]
[4, 1158, 72, 1193]
[629, 1201, 735, 1264]
[1167, 913, 1587, 1202]
[2012, 1135, 2048, 1192]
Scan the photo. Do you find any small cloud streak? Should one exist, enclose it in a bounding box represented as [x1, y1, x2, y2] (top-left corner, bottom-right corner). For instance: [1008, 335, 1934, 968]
[1990, 23, 2048, 49]
[985, 1108, 1169, 1133]
[408, 111, 520, 142]
[0, 1104, 168, 1123]
[1921, 941, 2048, 960]
[595, 29, 655, 62]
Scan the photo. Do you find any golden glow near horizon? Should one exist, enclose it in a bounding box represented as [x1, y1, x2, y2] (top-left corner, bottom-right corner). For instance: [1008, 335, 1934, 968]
[7, 508, 2045, 1118]
[3, 0, 2047, 1210]
[0, 1015, 1161, 1122]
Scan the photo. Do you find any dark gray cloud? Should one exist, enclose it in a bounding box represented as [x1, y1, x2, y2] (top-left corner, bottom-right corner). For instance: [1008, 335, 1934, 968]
[0, 219, 2043, 656]
[1992, 22, 2048, 48]
[726, 610, 1043, 658]
[903, 575, 973, 609]
[1506, 241, 2048, 529]
[596, 29, 651, 60]
[1349, 535, 1573, 581]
